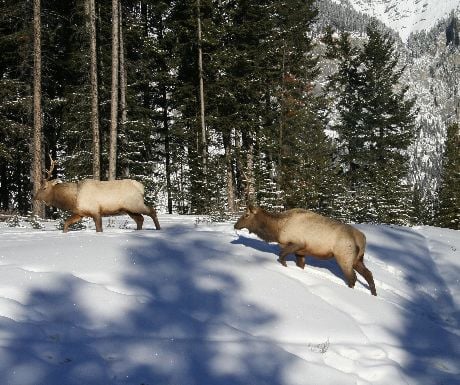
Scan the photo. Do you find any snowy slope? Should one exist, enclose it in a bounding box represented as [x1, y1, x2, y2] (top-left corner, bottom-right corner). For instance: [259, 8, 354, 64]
[0, 215, 459, 385]
[340, 0, 460, 41]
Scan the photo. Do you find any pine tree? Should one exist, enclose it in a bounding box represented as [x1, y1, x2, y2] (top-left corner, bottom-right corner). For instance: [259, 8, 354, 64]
[327, 23, 417, 224]
[0, 0, 34, 212]
[272, 0, 335, 211]
[437, 123, 460, 229]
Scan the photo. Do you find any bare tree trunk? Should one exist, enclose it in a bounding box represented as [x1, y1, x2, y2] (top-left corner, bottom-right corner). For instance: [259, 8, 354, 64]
[108, 0, 119, 181]
[239, 130, 255, 205]
[246, 135, 255, 204]
[223, 130, 236, 212]
[86, 0, 100, 180]
[196, 0, 207, 177]
[163, 86, 173, 214]
[119, 1, 128, 178]
[32, 0, 44, 217]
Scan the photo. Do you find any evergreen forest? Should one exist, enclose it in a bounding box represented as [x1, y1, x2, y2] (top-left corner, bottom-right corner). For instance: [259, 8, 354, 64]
[0, 0, 459, 229]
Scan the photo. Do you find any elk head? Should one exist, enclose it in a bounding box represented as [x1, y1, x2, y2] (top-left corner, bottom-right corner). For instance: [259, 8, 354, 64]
[33, 155, 59, 203]
[234, 204, 258, 230]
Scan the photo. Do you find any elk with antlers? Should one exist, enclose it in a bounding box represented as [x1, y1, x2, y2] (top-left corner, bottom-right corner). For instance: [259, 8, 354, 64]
[34, 157, 161, 232]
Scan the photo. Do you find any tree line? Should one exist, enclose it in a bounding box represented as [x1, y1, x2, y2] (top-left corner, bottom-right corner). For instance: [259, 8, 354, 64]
[0, 0, 458, 228]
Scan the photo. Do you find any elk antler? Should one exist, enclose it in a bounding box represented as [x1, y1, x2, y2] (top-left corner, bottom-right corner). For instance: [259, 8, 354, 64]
[241, 168, 255, 207]
[45, 154, 56, 181]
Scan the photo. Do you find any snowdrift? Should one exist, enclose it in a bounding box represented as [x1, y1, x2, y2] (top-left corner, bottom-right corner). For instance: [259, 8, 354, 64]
[0, 215, 459, 385]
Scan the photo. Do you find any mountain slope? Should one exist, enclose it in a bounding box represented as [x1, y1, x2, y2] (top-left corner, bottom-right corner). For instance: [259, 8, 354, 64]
[341, 0, 460, 41]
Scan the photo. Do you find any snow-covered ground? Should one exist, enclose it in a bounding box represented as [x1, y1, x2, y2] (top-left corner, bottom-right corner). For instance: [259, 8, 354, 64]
[0, 214, 459, 385]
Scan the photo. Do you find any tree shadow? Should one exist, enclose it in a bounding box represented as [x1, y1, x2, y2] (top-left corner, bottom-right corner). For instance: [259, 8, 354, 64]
[0, 224, 327, 385]
[1, 222, 459, 385]
[362, 224, 460, 384]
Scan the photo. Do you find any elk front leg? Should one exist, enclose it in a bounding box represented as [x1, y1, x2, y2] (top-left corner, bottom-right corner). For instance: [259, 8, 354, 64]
[278, 243, 303, 267]
[63, 214, 83, 233]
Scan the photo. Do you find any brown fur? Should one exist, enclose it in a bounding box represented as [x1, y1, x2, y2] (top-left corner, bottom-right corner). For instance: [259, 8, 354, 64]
[34, 179, 161, 233]
[234, 206, 376, 296]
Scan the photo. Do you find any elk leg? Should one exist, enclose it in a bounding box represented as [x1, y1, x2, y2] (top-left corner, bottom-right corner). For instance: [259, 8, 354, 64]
[93, 215, 103, 232]
[295, 254, 305, 269]
[336, 257, 357, 289]
[63, 214, 83, 233]
[353, 258, 377, 296]
[148, 207, 161, 230]
[278, 243, 303, 267]
[127, 212, 144, 230]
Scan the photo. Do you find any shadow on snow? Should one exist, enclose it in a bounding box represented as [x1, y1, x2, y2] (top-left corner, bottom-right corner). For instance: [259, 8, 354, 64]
[0, 221, 459, 385]
[0, 224, 303, 385]
[363, 224, 460, 385]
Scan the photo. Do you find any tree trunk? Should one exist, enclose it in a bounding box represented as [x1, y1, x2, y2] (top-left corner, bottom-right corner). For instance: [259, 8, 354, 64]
[196, 0, 207, 177]
[87, 0, 100, 180]
[223, 130, 236, 212]
[32, 0, 44, 217]
[119, 1, 128, 178]
[108, 0, 119, 180]
[241, 131, 255, 204]
[163, 86, 173, 214]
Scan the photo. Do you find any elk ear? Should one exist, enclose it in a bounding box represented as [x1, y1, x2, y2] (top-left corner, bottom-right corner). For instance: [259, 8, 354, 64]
[247, 203, 257, 213]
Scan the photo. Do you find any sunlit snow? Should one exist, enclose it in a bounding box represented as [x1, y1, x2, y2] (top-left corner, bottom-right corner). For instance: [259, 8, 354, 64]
[0, 215, 459, 384]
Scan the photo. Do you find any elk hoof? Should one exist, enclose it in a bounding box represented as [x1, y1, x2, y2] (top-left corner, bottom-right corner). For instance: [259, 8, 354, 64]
[277, 259, 288, 267]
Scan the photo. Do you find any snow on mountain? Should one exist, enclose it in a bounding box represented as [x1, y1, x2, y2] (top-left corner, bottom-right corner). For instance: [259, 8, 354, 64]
[0, 214, 459, 384]
[338, 0, 460, 41]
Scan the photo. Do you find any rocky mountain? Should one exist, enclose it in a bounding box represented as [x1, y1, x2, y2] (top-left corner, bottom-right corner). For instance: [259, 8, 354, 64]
[316, 0, 460, 219]
[342, 0, 460, 41]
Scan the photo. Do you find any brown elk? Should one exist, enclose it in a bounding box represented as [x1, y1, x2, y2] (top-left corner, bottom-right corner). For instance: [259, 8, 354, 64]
[34, 157, 161, 232]
[234, 205, 376, 296]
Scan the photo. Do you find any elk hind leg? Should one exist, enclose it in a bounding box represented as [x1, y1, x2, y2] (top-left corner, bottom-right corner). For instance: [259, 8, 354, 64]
[295, 254, 305, 269]
[148, 207, 161, 230]
[336, 256, 357, 289]
[140, 205, 161, 230]
[354, 258, 377, 296]
[127, 212, 144, 230]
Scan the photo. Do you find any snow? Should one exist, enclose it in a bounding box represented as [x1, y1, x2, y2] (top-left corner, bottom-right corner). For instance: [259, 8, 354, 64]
[0, 215, 459, 385]
[341, 0, 460, 41]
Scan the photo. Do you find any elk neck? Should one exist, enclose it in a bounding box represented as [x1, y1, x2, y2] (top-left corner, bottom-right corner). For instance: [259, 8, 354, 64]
[251, 209, 281, 243]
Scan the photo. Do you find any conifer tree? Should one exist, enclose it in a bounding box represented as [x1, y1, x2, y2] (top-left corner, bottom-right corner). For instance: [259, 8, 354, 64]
[437, 122, 460, 229]
[0, 0, 33, 212]
[327, 23, 416, 224]
[272, 0, 334, 211]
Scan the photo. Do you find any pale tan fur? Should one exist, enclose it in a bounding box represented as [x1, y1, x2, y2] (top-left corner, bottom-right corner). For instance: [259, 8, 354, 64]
[235, 206, 376, 296]
[34, 179, 161, 233]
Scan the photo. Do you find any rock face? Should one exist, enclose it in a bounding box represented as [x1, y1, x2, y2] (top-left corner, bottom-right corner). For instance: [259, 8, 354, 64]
[446, 15, 459, 47]
[341, 0, 460, 41]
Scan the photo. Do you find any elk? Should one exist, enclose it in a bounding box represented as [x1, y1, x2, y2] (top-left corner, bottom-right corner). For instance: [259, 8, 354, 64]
[234, 205, 376, 296]
[34, 157, 161, 232]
